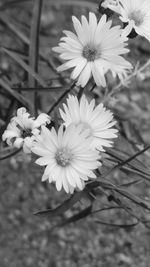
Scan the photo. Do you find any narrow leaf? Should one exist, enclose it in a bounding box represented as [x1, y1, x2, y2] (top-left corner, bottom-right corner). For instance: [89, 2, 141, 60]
[59, 205, 92, 226]
[34, 191, 84, 217]
[0, 78, 31, 108]
[0, 147, 21, 160]
[95, 219, 139, 228]
[2, 48, 47, 87]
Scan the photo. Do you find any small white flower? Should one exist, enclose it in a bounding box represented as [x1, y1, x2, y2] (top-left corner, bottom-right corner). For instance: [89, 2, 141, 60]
[101, 0, 120, 12]
[102, 0, 150, 41]
[32, 124, 101, 194]
[59, 95, 118, 151]
[53, 12, 132, 88]
[2, 107, 51, 153]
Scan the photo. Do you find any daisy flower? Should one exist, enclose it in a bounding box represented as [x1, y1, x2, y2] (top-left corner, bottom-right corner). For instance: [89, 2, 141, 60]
[59, 95, 118, 151]
[32, 125, 101, 194]
[102, 0, 150, 41]
[2, 107, 51, 153]
[53, 12, 132, 88]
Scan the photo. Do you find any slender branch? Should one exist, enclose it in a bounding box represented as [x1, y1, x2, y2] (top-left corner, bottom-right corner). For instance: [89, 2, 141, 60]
[47, 82, 76, 115]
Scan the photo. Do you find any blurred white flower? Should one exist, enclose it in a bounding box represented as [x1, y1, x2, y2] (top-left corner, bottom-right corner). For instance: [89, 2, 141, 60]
[53, 12, 132, 87]
[102, 0, 150, 41]
[101, 0, 120, 13]
[60, 95, 118, 151]
[32, 125, 101, 194]
[2, 107, 51, 153]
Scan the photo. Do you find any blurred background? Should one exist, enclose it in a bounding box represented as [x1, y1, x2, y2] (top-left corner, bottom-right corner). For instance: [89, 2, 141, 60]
[1, 0, 150, 266]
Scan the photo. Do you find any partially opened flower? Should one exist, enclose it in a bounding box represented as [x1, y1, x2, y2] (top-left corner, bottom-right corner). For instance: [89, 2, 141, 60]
[60, 95, 118, 151]
[102, 0, 150, 41]
[2, 108, 51, 153]
[101, 0, 120, 13]
[53, 12, 132, 88]
[32, 125, 100, 194]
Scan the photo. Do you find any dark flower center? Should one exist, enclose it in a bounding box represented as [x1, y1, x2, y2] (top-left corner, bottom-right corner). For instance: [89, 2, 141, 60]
[55, 147, 72, 167]
[22, 129, 33, 138]
[82, 45, 100, 61]
[17, 124, 33, 138]
[128, 10, 144, 26]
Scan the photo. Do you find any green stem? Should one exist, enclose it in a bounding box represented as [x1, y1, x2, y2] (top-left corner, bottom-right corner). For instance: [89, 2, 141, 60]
[29, 0, 43, 116]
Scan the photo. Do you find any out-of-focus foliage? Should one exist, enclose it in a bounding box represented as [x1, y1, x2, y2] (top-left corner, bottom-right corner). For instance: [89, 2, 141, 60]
[1, 0, 150, 266]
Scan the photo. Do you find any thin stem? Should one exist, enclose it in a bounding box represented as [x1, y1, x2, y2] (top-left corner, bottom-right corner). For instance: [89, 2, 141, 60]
[0, 148, 22, 160]
[12, 86, 63, 91]
[29, 0, 43, 116]
[106, 145, 150, 176]
[47, 82, 76, 115]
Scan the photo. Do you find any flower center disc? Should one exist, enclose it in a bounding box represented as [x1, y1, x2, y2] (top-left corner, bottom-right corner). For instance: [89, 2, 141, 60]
[82, 45, 99, 61]
[128, 10, 144, 26]
[17, 124, 33, 138]
[77, 121, 93, 137]
[55, 147, 72, 167]
[22, 129, 33, 138]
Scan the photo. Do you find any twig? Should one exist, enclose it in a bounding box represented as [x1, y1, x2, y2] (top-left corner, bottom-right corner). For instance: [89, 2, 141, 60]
[47, 82, 76, 115]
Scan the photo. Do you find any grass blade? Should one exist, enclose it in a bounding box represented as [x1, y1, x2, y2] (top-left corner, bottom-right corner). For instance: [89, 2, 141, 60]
[95, 219, 139, 228]
[2, 48, 47, 87]
[0, 78, 31, 109]
[34, 191, 84, 217]
[59, 205, 92, 226]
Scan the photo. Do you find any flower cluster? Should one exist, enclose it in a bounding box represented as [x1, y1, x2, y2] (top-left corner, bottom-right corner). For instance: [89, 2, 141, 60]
[2, 95, 117, 194]
[32, 95, 117, 193]
[2, 107, 51, 153]
[4, 5, 148, 194]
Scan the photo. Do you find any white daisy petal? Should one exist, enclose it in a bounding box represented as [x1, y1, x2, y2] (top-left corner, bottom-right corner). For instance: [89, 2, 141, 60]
[42, 173, 48, 182]
[13, 137, 24, 148]
[72, 16, 87, 44]
[34, 113, 51, 128]
[91, 61, 106, 87]
[71, 58, 87, 80]
[76, 62, 92, 87]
